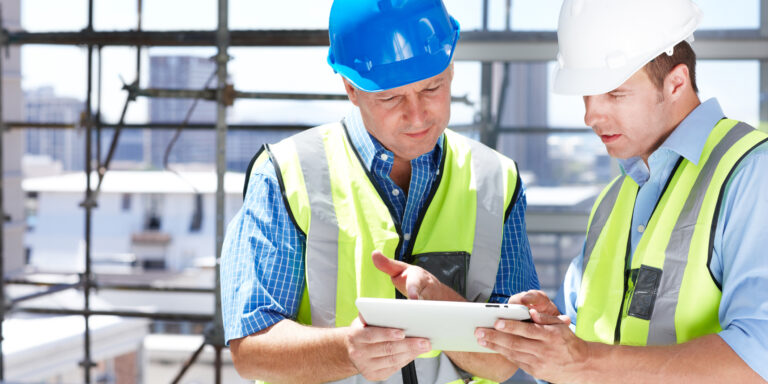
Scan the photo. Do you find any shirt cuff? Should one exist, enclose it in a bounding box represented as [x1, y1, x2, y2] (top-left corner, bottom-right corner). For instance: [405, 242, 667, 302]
[719, 326, 768, 381]
[225, 309, 287, 345]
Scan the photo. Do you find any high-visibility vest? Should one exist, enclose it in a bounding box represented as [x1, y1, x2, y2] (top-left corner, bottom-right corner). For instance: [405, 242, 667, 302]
[246, 122, 520, 384]
[576, 119, 768, 346]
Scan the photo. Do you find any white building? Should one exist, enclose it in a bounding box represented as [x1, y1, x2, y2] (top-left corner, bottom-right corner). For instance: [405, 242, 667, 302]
[23, 170, 246, 272]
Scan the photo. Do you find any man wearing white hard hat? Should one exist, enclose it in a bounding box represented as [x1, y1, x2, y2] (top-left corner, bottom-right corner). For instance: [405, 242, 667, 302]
[474, 0, 768, 382]
[220, 0, 540, 383]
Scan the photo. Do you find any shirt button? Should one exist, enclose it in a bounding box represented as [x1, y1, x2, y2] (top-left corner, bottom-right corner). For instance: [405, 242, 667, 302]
[380, 153, 389, 161]
[404, 233, 411, 241]
[638, 225, 646, 233]
[392, 189, 400, 196]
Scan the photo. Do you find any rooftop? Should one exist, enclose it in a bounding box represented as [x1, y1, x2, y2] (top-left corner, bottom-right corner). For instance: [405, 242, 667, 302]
[22, 170, 247, 194]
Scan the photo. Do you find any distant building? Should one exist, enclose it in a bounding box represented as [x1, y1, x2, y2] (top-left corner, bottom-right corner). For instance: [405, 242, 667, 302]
[496, 62, 554, 186]
[24, 86, 85, 171]
[5, 268, 246, 383]
[148, 55, 300, 172]
[149, 55, 218, 168]
[23, 171, 245, 272]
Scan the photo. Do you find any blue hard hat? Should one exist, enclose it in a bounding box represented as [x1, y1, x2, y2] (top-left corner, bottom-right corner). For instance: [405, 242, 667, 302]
[327, 0, 460, 92]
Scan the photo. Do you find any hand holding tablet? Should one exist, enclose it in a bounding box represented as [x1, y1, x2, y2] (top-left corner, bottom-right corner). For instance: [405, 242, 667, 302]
[355, 297, 531, 353]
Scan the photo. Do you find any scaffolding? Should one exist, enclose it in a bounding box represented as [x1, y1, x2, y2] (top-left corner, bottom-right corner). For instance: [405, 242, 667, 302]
[0, 1, 482, 382]
[0, 0, 234, 382]
[0, 0, 767, 383]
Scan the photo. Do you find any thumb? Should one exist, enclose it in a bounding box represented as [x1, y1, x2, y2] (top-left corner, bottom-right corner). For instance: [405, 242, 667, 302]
[371, 250, 407, 278]
[530, 308, 571, 325]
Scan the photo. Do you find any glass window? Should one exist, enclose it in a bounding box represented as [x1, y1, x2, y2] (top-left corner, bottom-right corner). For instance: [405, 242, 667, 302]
[444, 0, 484, 31]
[142, 0, 217, 31]
[230, 0, 332, 30]
[696, 0, 760, 30]
[21, 46, 86, 101]
[122, 193, 132, 212]
[509, 0, 561, 31]
[499, 0, 761, 32]
[94, 0, 138, 31]
[449, 61, 482, 126]
[22, 0, 87, 32]
[697, 60, 760, 127]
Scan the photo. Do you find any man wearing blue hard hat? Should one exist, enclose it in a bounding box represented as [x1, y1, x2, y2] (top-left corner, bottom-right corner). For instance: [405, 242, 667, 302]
[475, 0, 768, 383]
[220, 0, 540, 383]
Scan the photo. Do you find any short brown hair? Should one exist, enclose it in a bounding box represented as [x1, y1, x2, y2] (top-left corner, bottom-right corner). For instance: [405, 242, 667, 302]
[643, 41, 698, 93]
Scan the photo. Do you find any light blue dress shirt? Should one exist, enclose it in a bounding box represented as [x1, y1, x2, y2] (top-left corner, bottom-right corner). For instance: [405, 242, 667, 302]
[221, 108, 540, 344]
[555, 98, 768, 380]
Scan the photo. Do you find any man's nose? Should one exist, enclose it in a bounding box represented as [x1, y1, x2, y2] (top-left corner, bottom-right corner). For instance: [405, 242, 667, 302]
[404, 95, 428, 128]
[583, 96, 605, 128]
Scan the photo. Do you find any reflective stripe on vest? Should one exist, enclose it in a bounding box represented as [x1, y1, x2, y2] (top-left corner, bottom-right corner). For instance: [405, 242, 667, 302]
[576, 119, 768, 346]
[466, 138, 507, 303]
[253, 122, 518, 384]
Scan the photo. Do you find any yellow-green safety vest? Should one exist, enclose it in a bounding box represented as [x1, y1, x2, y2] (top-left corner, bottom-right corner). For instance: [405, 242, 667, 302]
[576, 119, 768, 346]
[245, 121, 521, 384]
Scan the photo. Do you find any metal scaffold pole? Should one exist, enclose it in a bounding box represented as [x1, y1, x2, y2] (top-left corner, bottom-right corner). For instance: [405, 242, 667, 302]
[213, 0, 229, 383]
[80, 0, 96, 382]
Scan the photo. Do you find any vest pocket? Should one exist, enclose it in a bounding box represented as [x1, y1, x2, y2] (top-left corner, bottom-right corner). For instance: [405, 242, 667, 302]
[627, 265, 663, 320]
[411, 252, 470, 297]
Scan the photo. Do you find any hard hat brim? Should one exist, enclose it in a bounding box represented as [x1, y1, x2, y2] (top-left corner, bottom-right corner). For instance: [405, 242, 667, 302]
[330, 46, 456, 93]
[553, 63, 645, 96]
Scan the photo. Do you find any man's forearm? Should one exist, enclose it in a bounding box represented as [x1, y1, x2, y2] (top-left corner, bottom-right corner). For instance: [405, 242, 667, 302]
[230, 319, 357, 383]
[578, 334, 762, 384]
[444, 351, 518, 383]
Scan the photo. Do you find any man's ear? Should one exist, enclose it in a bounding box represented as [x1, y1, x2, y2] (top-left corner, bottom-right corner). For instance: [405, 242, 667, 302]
[342, 78, 359, 106]
[664, 63, 690, 101]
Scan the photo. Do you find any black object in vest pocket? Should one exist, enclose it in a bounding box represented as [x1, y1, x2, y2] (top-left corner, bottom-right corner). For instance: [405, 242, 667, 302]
[411, 252, 469, 298]
[627, 265, 662, 321]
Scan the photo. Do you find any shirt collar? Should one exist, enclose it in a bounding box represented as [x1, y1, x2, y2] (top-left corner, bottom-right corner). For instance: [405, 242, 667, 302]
[342, 107, 444, 172]
[618, 98, 725, 183]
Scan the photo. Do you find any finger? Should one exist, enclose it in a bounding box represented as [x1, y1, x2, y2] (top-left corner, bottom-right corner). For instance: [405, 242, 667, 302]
[368, 341, 431, 368]
[363, 349, 427, 383]
[516, 290, 560, 315]
[355, 339, 431, 380]
[492, 319, 549, 341]
[352, 326, 406, 345]
[529, 308, 570, 325]
[506, 291, 529, 305]
[519, 290, 550, 307]
[482, 338, 539, 371]
[371, 250, 408, 278]
[368, 337, 431, 359]
[405, 278, 424, 300]
[475, 327, 541, 356]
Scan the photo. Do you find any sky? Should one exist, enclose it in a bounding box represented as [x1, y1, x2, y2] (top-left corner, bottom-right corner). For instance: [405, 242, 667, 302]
[18, 0, 763, 128]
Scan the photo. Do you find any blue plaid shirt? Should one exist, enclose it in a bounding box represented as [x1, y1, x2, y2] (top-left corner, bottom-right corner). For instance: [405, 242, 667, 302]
[221, 109, 540, 343]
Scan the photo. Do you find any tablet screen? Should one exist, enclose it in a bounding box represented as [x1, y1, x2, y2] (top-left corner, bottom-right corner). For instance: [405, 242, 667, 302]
[355, 298, 530, 353]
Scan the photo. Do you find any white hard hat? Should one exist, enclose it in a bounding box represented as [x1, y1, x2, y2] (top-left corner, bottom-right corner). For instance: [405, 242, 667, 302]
[553, 0, 703, 96]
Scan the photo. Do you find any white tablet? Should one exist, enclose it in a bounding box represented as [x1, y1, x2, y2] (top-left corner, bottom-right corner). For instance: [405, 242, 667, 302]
[355, 297, 530, 353]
